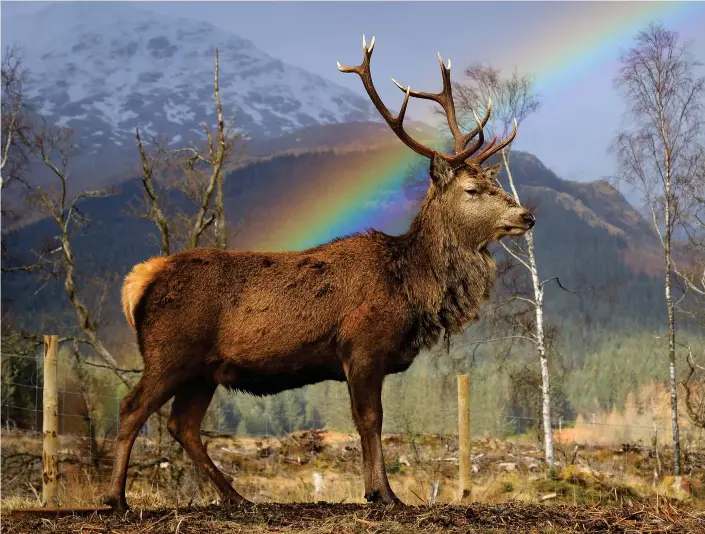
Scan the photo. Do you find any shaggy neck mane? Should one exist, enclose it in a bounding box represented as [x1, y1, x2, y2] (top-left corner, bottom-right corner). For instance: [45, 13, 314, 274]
[384, 193, 496, 350]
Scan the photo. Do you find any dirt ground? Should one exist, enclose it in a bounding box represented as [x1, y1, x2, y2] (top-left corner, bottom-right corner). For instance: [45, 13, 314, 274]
[4, 501, 705, 534]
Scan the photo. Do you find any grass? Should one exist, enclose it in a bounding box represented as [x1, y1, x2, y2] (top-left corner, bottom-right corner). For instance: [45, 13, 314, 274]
[2, 428, 705, 532]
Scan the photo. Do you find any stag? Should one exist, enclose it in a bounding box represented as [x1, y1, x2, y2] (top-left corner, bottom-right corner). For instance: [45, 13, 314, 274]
[104, 36, 535, 511]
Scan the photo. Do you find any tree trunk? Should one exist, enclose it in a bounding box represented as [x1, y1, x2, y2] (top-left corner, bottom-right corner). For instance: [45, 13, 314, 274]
[60, 230, 124, 376]
[212, 47, 227, 251]
[664, 211, 681, 475]
[660, 98, 681, 475]
[501, 150, 554, 468]
[215, 173, 227, 250]
[528, 231, 555, 469]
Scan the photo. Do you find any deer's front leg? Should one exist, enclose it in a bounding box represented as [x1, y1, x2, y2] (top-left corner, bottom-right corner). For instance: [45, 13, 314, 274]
[345, 359, 401, 505]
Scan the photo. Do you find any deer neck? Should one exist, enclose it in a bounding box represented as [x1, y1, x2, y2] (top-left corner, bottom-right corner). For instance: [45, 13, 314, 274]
[389, 199, 496, 348]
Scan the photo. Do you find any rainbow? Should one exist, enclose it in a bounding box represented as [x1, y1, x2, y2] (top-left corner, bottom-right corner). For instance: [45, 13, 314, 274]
[507, 2, 702, 97]
[246, 145, 426, 252]
[247, 2, 702, 252]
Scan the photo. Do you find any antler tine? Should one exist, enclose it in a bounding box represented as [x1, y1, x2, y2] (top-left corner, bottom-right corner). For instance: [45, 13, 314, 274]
[475, 118, 518, 163]
[467, 109, 487, 157]
[338, 36, 436, 160]
[391, 52, 467, 155]
[462, 99, 492, 153]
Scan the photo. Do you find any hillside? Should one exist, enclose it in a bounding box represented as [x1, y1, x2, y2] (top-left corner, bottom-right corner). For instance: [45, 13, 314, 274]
[1, 146, 666, 336]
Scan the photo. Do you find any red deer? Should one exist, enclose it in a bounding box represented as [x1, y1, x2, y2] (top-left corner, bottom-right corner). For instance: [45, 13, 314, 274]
[103, 36, 535, 511]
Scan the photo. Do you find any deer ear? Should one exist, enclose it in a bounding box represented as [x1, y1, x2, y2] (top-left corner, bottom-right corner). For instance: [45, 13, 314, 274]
[484, 163, 502, 181]
[429, 154, 454, 186]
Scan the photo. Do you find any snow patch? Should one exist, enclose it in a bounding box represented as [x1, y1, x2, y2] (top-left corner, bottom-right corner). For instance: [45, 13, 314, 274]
[93, 99, 137, 128]
[56, 113, 88, 127]
[163, 100, 195, 124]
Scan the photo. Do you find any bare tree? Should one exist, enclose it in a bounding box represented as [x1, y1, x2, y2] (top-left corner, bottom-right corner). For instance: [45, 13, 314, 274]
[612, 22, 704, 475]
[447, 62, 564, 468]
[448, 65, 540, 141]
[0, 47, 126, 382]
[135, 49, 241, 254]
[675, 158, 705, 306]
[25, 122, 129, 380]
[4, 47, 244, 443]
[1, 46, 36, 235]
[1, 45, 31, 188]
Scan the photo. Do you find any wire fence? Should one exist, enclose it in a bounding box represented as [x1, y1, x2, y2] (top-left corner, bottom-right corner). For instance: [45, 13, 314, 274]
[2, 347, 704, 508]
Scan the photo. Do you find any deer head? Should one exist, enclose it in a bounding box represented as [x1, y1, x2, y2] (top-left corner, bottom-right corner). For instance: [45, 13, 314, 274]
[338, 36, 535, 248]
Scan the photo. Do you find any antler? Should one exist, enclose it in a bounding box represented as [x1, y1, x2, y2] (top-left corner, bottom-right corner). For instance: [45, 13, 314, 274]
[338, 36, 518, 167]
[338, 36, 495, 168]
[391, 54, 493, 157]
[337, 36, 435, 160]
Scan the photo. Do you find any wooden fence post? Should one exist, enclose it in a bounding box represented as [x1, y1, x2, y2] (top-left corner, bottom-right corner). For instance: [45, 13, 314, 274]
[457, 374, 471, 502]
[42, 335, 59, 506]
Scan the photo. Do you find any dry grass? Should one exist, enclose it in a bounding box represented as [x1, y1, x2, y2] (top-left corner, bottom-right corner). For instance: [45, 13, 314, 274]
[3, 428, 704, 507]
[2, 428, 705, 533]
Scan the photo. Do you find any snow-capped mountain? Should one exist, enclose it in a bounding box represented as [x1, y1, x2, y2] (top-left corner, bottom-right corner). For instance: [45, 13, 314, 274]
[2, 2, 381, 153]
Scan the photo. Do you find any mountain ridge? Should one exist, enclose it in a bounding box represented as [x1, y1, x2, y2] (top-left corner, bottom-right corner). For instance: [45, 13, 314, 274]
[1, 2, 384, 152]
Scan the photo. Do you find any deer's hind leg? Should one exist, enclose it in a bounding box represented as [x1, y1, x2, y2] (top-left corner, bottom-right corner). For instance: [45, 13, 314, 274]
[103, 368, 185, 512]
[167, 378, 249, 505]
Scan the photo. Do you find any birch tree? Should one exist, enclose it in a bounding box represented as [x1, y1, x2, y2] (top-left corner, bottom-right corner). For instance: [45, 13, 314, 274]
[450, 64, 561, 467]
[612, 22, 704, 475]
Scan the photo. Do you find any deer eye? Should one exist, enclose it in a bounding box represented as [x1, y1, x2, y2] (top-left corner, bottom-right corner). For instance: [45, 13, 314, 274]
[465, 188, 480, 197]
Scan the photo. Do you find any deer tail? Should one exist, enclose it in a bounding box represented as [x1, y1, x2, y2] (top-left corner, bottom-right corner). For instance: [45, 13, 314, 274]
[122, 256, 169, 329]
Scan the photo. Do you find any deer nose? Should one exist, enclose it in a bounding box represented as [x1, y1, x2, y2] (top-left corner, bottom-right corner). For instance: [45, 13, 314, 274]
[523, 212, 536, 229]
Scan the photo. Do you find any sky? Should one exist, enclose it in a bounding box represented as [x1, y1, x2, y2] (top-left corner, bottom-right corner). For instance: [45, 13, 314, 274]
[2, 0, 704, 187]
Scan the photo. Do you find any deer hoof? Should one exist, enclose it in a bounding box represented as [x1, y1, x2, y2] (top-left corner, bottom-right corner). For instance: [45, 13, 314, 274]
[102, 495, 130, 513]
[220, 495, 252, 509]
[365, 489, 403, 505]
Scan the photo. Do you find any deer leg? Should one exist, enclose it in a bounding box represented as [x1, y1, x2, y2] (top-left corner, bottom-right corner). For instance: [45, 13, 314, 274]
[167, 379, 249, 506]
[345, 362, 401, 505]
[103, 371, 183, 512]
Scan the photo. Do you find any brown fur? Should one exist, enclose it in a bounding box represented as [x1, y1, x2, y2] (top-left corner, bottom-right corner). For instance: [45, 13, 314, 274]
[103, 157, 534, 511]
[121, 256, 169, 329]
